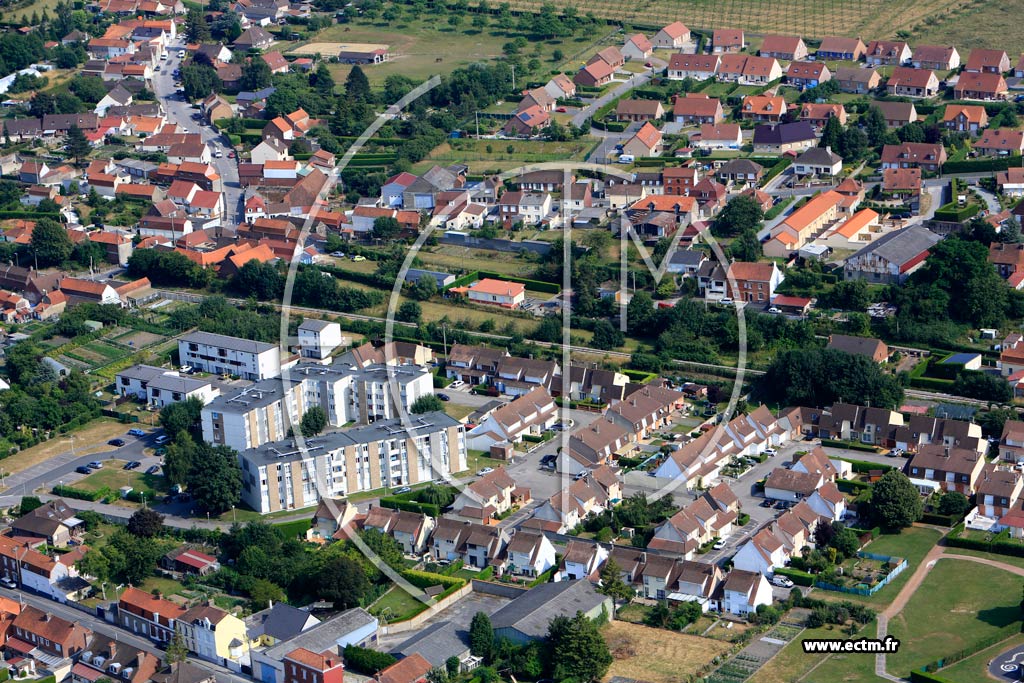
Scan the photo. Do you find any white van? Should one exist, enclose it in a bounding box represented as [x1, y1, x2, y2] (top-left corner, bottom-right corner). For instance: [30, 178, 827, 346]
[617, 154, 635, 164]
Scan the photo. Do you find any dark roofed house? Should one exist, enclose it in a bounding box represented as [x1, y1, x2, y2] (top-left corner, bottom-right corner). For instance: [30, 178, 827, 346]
[874, 100, 918, 128]
[826, 333, 889, 363]
[752, 121, 816, 154]
[234, 26, 273, 50]
[10, 499, 83, 547]
[716, 158, 763, 184]
[615, 99, 665, 122]
[843, 225, 941, 284]
[489, 581, 612, 645]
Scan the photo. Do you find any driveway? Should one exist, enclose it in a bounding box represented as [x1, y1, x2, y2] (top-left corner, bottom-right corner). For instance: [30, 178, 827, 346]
[151, 41, 243, 227]
[571, 58, 667, 128]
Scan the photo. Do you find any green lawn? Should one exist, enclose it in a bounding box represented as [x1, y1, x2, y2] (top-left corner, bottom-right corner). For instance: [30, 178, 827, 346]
[758, 624, 862, 683]
[886, 559, 1023, 676]
[824, 526, 942, 606]
[463, 450, 506, 477]
[934, 632, 1024, 683]
[73, 466, 169, 499]
[369, 586, 428, 621]
[802, 621, 880, 683]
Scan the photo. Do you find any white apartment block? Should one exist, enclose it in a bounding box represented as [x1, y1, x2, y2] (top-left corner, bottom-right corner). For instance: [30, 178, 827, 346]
[178, 331, 281, 381]
[239, 413, 467, 513]
[202, 379, 305, 453]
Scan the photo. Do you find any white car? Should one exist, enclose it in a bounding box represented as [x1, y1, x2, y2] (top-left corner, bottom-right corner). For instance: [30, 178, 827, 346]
[719, 297, 734, 305]
[177, 50, 186, 58]
[213, 149, 223, 158]
[450, 380, 465, 389]
[771, 575, 794, 588]
[762, 448, 777, 456]
[476, 467, 494, 476]
[767, 306, 781, 314]
[712, 538, 727, 550]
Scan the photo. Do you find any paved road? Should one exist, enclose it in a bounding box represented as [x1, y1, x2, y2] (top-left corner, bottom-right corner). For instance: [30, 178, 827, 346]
[151, 43, 243, 228]
[571, 59, 666, 129]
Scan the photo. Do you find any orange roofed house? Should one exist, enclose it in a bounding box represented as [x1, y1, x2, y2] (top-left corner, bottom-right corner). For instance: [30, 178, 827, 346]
[725, 261, 785, 303]
[284, 648, 344, 683]
[763, 190, 842, 257]
[117, 586, 185, 643]
[455, 278, 526, 309]
[943, 104, 988, 135]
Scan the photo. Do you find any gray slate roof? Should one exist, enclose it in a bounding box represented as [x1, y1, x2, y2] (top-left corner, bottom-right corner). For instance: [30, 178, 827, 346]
[259, 608, 377, 661]
[489, 580, 609, 640]
[245, 603, 320, 641]
[846, 225, 942, 267]
[795, 147, 842, 166]
[392, 621, 472, 667]
[752, 121, 816, 145]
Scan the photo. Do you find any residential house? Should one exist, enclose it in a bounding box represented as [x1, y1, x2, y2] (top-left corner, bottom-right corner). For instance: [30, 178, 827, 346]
[763, 190, 841, 257]
[10, 500, 83, 547]
[694, 123, 742, 150]
[793, 147, 843, 177]
[573, 60, 614, 87]
[786, 61, 830, 90]
[9, 605, 89, 666]
[118, 586, 185, 642]
[975, 128, 1024, 156]
[752, 121, 817, 155]
[557, 541, 608, 582]
[975, 464, 1023, 518]
[176, 604, 248, 667]
[621, 122, 663, 158]
[505, 531, 556, 577]
[543, 74, 576, 100]
[875, 100, 918, 128]
[588, 46, 624, 70]
[465, 387, 557, 449]
[912, 44, 961, 70]
[525, 479, 609, 533]
[615, 99, 665, 122]
[282, 648, 344, 683]
[712, 29, 745, 53]
[558, 416, 632, 475]
[651, 22, 691, 50]
[362, 507, 434, 555]
[881, 167, 922, 201]
[669, 560, 723, 611]
[886, 67, 939, 97]
[965, 49, 1010, 73]
[716, 159, 763, 185]
[954, 72, 1009, 100]
[497, 191, 552, 227]
[904, 444, 987, 494]
[377, 655, 430, 683]
[72, 639, 159, 683]
[806, 481, 847, 521]
[826, 334, 889, 362]
[997, 167, 1024, 197]
[451, 467, 522, 521]
[740, 94, 787, 122]
[999, 420, 1024, 463]
[865, 40, 912, 66]
[799, 103, 847, 129]
[234, 26, 273, 50]
[430, 520, 509, 569]
[816, 36, 866, 61]
[834, 67, 881, 94]
[943, 104, 988, 134]
[720, 570, 773, 616]
[622, 33, 653, 61]
[666, 54, 720, 80]
[880, 142, 947, 171]
[760, 34, 807, 61]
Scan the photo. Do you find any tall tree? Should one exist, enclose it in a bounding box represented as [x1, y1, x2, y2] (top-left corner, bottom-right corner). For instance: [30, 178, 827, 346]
[711, 194, 763, 237]
[546, 612, 613, 682]
[159, 396, 204, 441]
[869, 469, 923, 530]
[184, 7, 212, 42]
[28, 218, 72, 267]
[372, 216, 401, 240]
[240, 57, 273, 91]
[862, 105, 887, 147]
[127, 508, 165, 538]
[597, 558, 635, 602]
[311, 62, 335, 98]
[299, 405, 327, 436]
[469, 612, 494, 661]
[410, 394, 445, 414]
[819, 116, 841, 151]
[345, 65, 371, 102]
[163, 431, 198, 487]
[316, 555, 370, 608]
[187, 443, 242, 514]
[729, 228, 762, 262]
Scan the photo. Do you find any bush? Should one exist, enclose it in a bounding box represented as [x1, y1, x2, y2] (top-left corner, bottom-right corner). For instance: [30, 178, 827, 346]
[51, 484, 106, 502]
[920, 512, 957, 527]
[836, 479, 872, 494]
[773, 567, 815, 586]
[835, 457, 897, 474]
[378, 497, 441, 517]
[343, 645, 396, 675]
[821, 440, 879, 453]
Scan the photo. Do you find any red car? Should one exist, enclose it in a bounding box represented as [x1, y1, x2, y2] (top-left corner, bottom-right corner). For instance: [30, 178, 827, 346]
[556, 107, 567, 113]
[227, 151, 236, 158]
[644, 61, 653, 67]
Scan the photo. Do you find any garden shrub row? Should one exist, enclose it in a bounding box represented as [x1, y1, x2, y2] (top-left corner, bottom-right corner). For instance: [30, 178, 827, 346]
[920, 512, 958, 527]
[835, 457, 896, 474]
[52, 484, 106, 501]
[378, 497, 441, 518]
[836, 479, 872, 494]
[946, 522, 1024, 556]
[909, 376, 956, 392]
[942, 156, 1020, 174]
[622, 369, 658, 383]
[933, 203, 980, 223]
[343, 645, 396, 676]
[773, 567, 815, 586]
[821, 439, 879, 453]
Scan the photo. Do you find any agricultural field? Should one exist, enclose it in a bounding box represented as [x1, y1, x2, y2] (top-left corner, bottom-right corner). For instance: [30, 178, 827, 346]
[910, 0, 1024, 52]
[603, 620, 730, 683]
[417, 138, 601, 175]
[468, 0, 965, 44]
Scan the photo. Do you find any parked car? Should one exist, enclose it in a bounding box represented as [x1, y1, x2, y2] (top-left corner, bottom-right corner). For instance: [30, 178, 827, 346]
[450, 380, 465, 389]
[352, 255, 366, 262]
[771, 575, 794, 588]
[75, 466, 93, 475]
[177, 50, 186, 58]
[108, 439, 126, 447]
[437, 393, 451, 401]
[713, 538, 727, 550]
[762, 448, 777, 456]
[153, 434, 170, 445]
[228, 151, 236, 158]
[888, 447, 904, 457]
[760, 498, 773, 507]
[123, 461, 141, 470]
[87, 461, 104, 469]
[719, 297, 734, 305]
[128, 428, 145, 437]
[767, 307, 781, 314]
[0, 577, 16, 589]
[154, 447, 167, 457]
[146, 465, 160, 475]
[330, 251, 345, 257]
[477, 467, 494, 476]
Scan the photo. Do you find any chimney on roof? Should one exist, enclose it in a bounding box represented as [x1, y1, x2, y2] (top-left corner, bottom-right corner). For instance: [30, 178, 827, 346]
[44, 613, 51, 622]
[108, 641, 117, 659]
[944, 446, 950, 458]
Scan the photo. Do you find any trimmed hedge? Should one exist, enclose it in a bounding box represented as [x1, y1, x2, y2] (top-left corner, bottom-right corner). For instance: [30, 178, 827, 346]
[837, 478, 872, 494]
[932, 202, 980, 223]
[947, 523, 1024, 557]
[399, 569, 466, 591]
[622, 369, 658, 383]
[821, 439, 879, 453]
[835, 457, 896, 474]
[343, 645, 396, 676]
[942, 156, 1021, 174]
[909, 376, 956, 392]
[378, 497, 441, 518]
[773, 567, 815, 586]
[52, 484, 105, 502]
[849, 526, 882, 539]
[920, 512, 957, 527]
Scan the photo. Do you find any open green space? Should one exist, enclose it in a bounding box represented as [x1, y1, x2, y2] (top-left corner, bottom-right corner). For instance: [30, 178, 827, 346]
[822, 526, 942, 606]
[934, 632, 1024, 683]
[369, 585, 427, 622]
[887, 559, 1023, 676]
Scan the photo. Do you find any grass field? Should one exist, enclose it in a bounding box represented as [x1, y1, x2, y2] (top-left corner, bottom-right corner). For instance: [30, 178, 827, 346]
[910, 0, 1024, 52]
[603, 620, 730, 683]
[822, 526, 942, 606]
[419, 138, 601, 174]
[886, 560, 1023, 676]
[801, 621, 880, 683]
[370, 585, 428, 621]
[74, 466, 170, 500]
[298, 13, 610, 88]
[933, 632, 1024, 683]
[0, 418, 125, 482]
